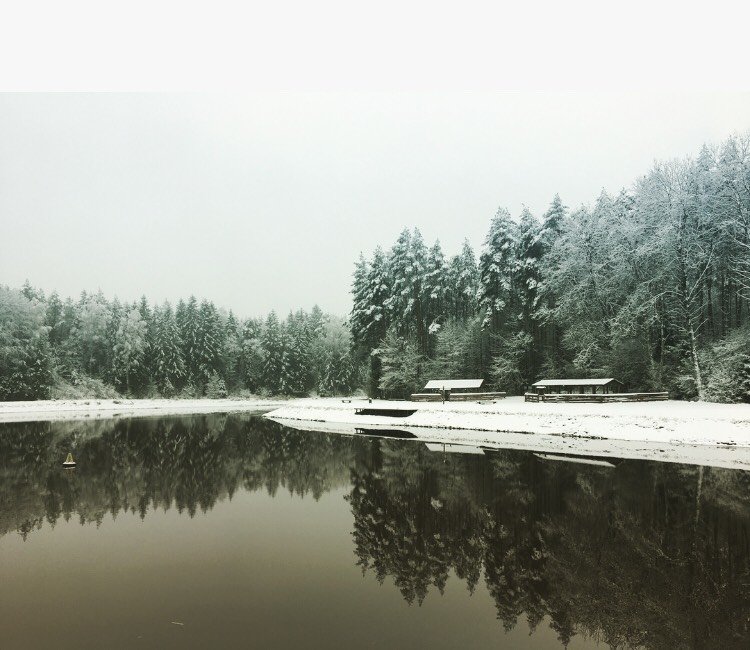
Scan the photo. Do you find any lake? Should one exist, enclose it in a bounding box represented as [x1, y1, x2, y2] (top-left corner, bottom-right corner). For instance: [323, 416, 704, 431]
[0, 413, 748, 649]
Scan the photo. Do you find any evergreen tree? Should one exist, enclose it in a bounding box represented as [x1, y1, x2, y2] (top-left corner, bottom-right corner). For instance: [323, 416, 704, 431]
[447, 240, 479, 320]
[739, 353, 750, 403]
[222, 310, 242, 392]
[177, 296, 200, 386]
[105, 297, 123, 384]
[0, 288, 53, 400]
[540, 193, 566, 246]
[45, 292, 64, 344]
[112, 306, 147, 394]
[537, 195, 568, 373]
[152, 302, 185, 395]
[285, 311, 312, 395]
[422, 239, 448, 349]
[514, 207, 543, 382]
[377, 328, 423, 399]
[350, 254, 371, 349]
[240, 317, 264, 392]
[77, 291, 110, 378]
[205, 371, 228, 398]
[195, 300, 223, 391]
[478, 207, 518, 331]
[384, 228, 413, 335]
[353, 246, 391, 395]
[261, 311, 285, 393]
[135, 295, 155, 392]
[317, 318, 357, 395]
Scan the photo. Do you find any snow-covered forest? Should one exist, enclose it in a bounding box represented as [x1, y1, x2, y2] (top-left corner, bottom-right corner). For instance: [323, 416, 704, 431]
[3, 134, 750, 403]
[0, 286, 357, 400]
[351, 134, 750, 402]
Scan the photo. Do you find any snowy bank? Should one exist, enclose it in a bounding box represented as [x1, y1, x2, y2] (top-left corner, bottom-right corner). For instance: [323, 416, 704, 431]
[0, 398, 291, 423]
[265, 396, 750, 448]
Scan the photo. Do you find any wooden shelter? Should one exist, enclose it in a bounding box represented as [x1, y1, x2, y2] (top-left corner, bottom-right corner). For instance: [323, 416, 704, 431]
[412, 379, 505, 402]
[530, 378, 625, 395]
[423, 379, 484, 392]
[525, 377, 667, 402]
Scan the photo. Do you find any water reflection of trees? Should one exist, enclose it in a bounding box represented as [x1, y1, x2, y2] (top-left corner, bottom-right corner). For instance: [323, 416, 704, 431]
[0, 415, 354, 538]
[348, 441, 750, 649]
[1, 417, 749, 647]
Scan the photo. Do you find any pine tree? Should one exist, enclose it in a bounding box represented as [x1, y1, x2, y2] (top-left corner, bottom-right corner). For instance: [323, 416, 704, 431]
[514, 207, 543, 382]
[307, 305, 325, 340]
[195, 300, 223, 391]
[478, 207, 518, 330]
[222, 310, 242, 392]
[739, 353, 750, 403]
[152, 302, 185, 395]
[317, 318, 356, 396]
[45, 291, 64, 344]
[384, 228, 413, 335]
[135, 295, 155, 392]
[205, 371, 228, 398]
[105, 297, 123, 384]
[537, 195, 568, 372]
[112, 306, 147, 394]
[422, 239, 448, 349]
[261, 311, 285, 393]
[358, 247, 391, 395]
[377, 328, 423, 399]
[350, 253, 370, 348]
[177, 296, 200, 386]
[239, 317, 264, 392]
[0, 287, 53, 400]
[447, 240, 479, 320]
[409, 228, 429, 351]
[284, 311, 312, 395]
[75, 291, 110, 378]
[540, 193, 566, 247]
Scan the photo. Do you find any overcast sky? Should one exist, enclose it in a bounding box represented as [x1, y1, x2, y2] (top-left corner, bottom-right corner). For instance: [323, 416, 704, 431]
[1, 92, 749, 317]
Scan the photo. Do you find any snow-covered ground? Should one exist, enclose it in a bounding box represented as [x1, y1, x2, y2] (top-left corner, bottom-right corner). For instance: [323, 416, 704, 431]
[265, 396, 750, 448]
[0, 398, 291, 423]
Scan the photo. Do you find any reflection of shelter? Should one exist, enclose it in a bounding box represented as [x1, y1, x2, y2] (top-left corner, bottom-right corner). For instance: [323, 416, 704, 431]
[531, 378, 624, 395]
[411, 379, 506, 402]
[424, 442, 484, 455]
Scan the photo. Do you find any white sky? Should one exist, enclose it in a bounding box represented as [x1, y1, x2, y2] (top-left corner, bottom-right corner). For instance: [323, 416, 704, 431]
[0, 2, 748, 317]
[1, 92, 749, 317]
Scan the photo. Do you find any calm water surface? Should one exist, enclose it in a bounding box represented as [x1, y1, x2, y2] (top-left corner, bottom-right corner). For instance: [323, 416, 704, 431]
[0, 414, 748, 649]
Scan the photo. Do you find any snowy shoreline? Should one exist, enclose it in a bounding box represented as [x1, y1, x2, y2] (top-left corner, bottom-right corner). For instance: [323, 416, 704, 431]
[3, 395, 750, 454]
[265, 396, 750, 449]
[0, 398, 291, 423]
[273, 418, 750, 471]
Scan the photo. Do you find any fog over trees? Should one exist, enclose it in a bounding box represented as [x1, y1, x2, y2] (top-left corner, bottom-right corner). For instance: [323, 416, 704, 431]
[351, 134, 750, 402]
[2, 133, 749, 402]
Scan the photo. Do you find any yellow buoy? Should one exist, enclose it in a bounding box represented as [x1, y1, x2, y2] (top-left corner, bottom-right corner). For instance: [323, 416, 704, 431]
[63, 452, 76, 468]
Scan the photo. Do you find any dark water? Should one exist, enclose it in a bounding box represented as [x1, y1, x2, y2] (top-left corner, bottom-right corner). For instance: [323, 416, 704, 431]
[1, 415, 749, 649]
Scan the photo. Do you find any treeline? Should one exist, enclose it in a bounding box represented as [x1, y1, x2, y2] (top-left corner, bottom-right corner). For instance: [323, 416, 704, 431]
[0, 284, 358, 400]
[351, 133, 750, 401]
